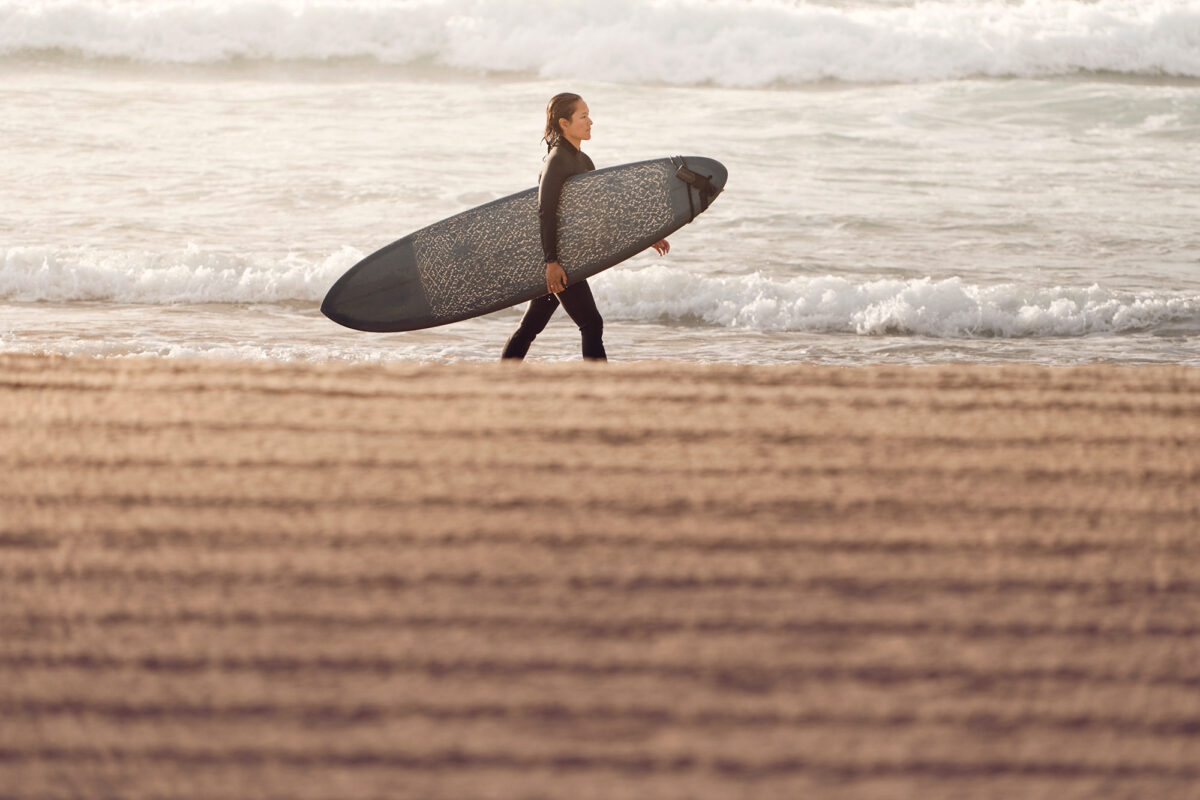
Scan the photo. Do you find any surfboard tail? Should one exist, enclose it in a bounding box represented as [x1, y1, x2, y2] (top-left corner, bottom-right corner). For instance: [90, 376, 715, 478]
[672, 156, 727, 217]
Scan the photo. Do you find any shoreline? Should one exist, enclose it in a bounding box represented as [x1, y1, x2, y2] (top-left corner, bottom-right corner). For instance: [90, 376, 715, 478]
[4, 354, 1199, 798]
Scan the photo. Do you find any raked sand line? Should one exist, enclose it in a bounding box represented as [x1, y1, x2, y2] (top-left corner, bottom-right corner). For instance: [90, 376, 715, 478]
[2, 354, 1198, 799]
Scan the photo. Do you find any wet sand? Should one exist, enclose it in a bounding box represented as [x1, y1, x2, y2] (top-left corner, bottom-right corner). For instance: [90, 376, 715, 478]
[2, 353, 1199, 799]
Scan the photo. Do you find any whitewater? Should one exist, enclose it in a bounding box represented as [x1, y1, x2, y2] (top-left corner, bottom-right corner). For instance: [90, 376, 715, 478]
[5, 0, 1200, 83]
[2, 0, 1199, 364]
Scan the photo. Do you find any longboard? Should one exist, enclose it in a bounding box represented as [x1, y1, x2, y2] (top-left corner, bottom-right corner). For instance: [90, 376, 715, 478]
[321, 155, 726, 332]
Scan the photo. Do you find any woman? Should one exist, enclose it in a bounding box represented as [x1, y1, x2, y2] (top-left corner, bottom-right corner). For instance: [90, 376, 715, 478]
[501, 93, 669, 361]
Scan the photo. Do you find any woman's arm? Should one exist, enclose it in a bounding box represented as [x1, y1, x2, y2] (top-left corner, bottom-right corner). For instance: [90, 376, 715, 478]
[539, 150, 574, 294]
[538, 151, 569, 267]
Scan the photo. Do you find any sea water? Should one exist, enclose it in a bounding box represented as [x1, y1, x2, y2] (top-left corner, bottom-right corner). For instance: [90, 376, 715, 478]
[2, 0, 1199, 364]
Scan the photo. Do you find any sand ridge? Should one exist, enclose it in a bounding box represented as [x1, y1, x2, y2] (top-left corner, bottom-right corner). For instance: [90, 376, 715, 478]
[2, 354, 1199, 799]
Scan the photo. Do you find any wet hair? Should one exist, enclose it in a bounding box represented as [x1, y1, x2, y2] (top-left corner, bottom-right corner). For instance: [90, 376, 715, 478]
[543, 93, 583, 152]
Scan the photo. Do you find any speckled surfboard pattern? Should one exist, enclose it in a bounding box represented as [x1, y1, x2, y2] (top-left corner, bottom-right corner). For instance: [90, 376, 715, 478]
[321, 156, 727, 332]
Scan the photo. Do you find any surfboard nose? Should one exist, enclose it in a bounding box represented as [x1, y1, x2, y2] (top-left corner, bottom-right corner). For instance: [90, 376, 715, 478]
[320, 238, 435, 332]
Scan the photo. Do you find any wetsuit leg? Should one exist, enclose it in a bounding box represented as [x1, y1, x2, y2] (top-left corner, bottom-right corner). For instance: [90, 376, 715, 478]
[556, 279, 606, 361]
[501, 294, 559, 360]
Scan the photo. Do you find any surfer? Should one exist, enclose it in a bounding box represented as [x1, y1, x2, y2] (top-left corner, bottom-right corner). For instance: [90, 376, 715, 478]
[502, 93, 670, 361]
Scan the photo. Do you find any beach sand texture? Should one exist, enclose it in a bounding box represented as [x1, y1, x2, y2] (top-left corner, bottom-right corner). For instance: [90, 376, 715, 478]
[2, 354, 1199, 799]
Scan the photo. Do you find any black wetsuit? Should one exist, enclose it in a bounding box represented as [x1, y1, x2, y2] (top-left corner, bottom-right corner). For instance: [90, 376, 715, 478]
[501, 139, 606, 361]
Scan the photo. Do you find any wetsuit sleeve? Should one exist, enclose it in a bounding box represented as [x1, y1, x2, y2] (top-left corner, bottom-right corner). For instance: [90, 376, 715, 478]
[538, 151, 569, 263]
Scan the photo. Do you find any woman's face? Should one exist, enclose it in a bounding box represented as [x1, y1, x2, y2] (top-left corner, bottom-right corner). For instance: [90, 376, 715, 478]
[560, 101, 592, 143]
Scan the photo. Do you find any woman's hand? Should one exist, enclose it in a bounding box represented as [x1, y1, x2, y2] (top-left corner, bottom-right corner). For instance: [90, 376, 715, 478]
[545, 260, 568, 294]
[652, 239, 670, 256]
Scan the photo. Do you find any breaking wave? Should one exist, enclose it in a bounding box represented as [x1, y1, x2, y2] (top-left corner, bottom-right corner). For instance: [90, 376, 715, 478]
[595, 265, 1200, 337]
[2, 0, 1199, 86]
[4, 246, 1199, 339]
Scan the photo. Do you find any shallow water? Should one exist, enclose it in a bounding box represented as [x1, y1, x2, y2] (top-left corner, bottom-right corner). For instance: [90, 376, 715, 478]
[3, 0, 1199, 364]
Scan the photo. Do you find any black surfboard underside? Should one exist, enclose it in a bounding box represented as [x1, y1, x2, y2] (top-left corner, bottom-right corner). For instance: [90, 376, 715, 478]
[321, 156, 727, 332]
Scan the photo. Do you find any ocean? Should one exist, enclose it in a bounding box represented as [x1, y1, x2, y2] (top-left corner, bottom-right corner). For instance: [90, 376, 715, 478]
[3, 0, 1199, 365]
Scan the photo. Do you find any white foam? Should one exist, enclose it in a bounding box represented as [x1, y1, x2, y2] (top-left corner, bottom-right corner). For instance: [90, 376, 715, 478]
[0, 244, 359, 304]
[2, 0, 1199, 85]
[594, 265, 1200, 338]
[5, 246, 1197, 339]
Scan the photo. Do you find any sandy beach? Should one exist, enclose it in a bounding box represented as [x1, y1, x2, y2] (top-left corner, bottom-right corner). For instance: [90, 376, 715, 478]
[2, 353, 1199, 799]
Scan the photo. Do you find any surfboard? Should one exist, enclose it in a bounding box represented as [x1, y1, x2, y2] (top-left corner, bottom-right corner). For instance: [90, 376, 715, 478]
[320, 155, 726, 332]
